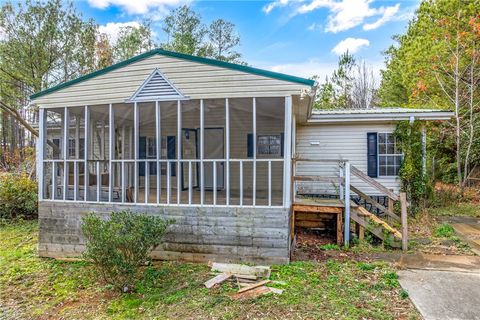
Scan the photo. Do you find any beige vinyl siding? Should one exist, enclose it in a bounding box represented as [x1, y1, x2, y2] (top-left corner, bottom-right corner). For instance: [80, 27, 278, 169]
[295, 122, 400, 196]
[33, 54, 309, 108]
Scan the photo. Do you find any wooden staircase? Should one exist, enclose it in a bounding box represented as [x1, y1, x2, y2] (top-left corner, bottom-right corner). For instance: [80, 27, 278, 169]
[351, 206, 402, 247]
[349, 165, 407, 248]
[292, 158, 408, 250]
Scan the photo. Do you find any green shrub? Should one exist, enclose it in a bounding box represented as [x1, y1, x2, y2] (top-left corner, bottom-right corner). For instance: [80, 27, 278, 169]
[399, 289, 409, 299]
[434, 223, 455, 238]
[0, 173, 37, 219]
[81, 210, 171, 292]
[357, 262, 376, 271]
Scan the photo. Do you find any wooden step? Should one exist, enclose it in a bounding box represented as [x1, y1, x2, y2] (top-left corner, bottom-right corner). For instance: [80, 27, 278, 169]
[356, 207, 402, 239]
[351, 207, 402, 247]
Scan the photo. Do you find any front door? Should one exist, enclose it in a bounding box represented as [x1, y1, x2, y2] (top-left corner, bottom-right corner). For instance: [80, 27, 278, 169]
[203, 128, 224, 190]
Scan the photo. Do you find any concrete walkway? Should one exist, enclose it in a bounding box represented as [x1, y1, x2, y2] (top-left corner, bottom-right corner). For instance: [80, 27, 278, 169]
[440, 216, 480, 255]
[398, 269, 480, 320]
[397, 254, 480, 320]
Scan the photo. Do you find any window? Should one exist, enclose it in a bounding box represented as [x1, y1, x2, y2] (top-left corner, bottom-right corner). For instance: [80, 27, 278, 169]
[257, 134, 281, 156]
[378, 133, 402, 176]
[146, 137, 156, 158]
[68, 139, 75, 157]
[68, 138, 85, 158]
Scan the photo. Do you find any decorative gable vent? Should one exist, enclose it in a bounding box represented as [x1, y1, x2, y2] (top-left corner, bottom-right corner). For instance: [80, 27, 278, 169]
[128, 68, 187, 102]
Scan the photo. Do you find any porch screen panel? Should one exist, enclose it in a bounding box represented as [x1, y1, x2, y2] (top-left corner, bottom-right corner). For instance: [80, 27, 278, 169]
[87, 105, 109, 202]
[138, 102, 156, 203]
[159, 101, 178, 204]
[255, 97, 285, 206]
[43, 108, 64, 200]
[229, 98, 253, 206]
[113, 104, 134, 160]
[44, 109, 64, 160]
[42, 162, 52, 200]
[203, 99, 226, 205]
[180, 100, 200, 205]
[66, 106, 85, 201]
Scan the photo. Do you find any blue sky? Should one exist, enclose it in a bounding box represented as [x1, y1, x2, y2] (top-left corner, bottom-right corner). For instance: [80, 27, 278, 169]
[75, 0, 418, 80]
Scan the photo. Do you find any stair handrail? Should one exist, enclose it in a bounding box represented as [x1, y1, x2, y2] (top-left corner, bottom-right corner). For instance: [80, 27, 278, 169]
[342, 164, 408, 251]
[350, 165, 399, 201]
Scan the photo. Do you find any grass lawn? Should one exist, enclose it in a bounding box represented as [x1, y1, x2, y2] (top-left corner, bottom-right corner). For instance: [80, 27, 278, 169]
[0, 220, 419, 320]
[406, 205, 476, 255]
[428, 202, 480, 218]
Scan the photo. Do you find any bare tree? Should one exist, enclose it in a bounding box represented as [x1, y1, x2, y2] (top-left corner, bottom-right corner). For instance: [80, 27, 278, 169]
[351, 60, 376, 109]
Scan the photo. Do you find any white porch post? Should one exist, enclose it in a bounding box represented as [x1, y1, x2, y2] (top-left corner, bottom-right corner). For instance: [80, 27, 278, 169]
[225, 98, 230, 206]
[344, 162, 351, 247]
[134, 102, 139, 203]
[200, 99, 204, 205]
[155, 101, 161, 204]
[63, 107, 69, 200]
[108, 104, 114, 202]
[177, 100, 182, 204]
[283, 96, 292, 207]
[38, 108, 45, 200]
[252, 97, 256, 206]
[84, 106, 90, 201]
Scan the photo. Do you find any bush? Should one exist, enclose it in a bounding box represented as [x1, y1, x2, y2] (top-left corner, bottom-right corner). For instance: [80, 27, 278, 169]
[431, 183, 463, 208]
[81, 210, 171, 292]
[0, 172, 37, 219]
[434, 223, 455, 238]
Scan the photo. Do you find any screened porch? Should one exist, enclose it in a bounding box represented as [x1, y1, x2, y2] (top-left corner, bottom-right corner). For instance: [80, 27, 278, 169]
[38, 97, 292, 208]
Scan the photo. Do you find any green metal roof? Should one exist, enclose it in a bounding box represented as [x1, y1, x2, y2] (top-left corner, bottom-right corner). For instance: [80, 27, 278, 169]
[30, 48, 316, 100]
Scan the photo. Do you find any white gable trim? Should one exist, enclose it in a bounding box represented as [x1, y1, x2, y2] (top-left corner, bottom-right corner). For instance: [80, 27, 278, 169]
[127, 68, 188, 102]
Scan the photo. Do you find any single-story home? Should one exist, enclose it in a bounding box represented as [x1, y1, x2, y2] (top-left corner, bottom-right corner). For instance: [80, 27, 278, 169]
[31, 49, 453, 264]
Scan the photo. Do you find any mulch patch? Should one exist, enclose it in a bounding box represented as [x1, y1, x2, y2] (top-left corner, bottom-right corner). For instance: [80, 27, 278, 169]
[292, 228, 366, 262]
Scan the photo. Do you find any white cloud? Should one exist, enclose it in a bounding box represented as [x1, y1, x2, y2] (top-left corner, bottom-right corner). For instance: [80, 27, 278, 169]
[263, 0, 292, 14]
[307, 22, 322, 31]
[265, 0, 401, 32]
[331, 37, 369, 55]
[363, 3, 400, 30]
[88, 0, 186, 19]
[99, 21, 141, 44]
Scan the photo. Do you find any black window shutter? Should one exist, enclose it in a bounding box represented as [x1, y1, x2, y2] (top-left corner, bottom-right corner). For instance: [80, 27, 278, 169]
[167, 136, 176, 177]
[247, 133, 253, 158]
[367, 132, 378, 178]
[280, 132, 284, 157]
[139, 136, 146, 176]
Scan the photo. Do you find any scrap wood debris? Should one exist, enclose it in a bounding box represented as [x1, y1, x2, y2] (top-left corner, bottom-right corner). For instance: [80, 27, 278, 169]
[204, 262, 284, 300]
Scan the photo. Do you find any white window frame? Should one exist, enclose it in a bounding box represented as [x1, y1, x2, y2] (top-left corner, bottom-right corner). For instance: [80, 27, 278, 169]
[257, 134, 282, 157]
[377, 132, 402, 177]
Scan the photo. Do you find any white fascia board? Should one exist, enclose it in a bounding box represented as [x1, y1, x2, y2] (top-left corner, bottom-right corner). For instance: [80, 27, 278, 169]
[307, 111, 454, 123]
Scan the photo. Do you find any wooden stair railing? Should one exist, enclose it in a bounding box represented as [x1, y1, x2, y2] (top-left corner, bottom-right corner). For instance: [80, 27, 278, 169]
[350, 165, 399, 201]
[351, 206, 402, 248]
[350, 185, 400, 222]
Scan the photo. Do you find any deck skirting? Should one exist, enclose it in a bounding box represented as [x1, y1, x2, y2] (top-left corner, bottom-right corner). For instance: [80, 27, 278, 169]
[38, 201, 290, 264]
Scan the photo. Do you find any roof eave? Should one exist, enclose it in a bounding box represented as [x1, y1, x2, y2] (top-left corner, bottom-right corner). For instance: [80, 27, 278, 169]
[30, 48, 315, 101]
[307, 111, 455, 123]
